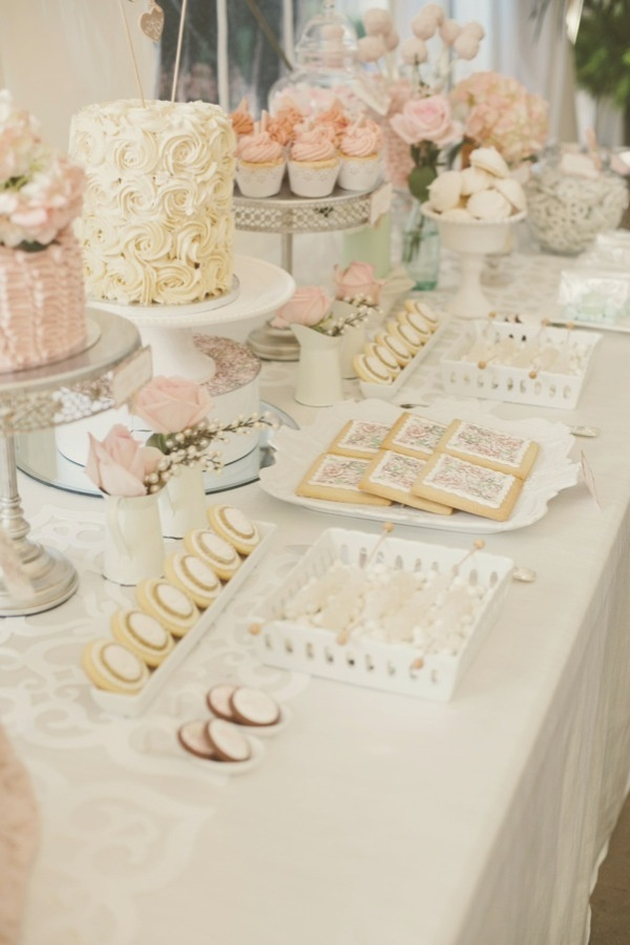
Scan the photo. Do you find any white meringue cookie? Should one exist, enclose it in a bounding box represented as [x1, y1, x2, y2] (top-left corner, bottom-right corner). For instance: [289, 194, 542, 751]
[427, 170, 463, 212]
[466, 189, 512, 220]
[441, 206, 473, 221]
[492, 176, 527, 212]
[460, 165, 493, 195]
[469, 145, 510, 179]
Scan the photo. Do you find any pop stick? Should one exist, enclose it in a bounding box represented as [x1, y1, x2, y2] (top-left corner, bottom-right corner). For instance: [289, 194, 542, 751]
[117, 0, 145, 105]
[171, 0, 190, 103]
[336, 524, 394, 646]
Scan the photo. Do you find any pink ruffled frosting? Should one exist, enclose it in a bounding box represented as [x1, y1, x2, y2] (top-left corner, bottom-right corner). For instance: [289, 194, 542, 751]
[291, 128, 338, 164]
[236, 131, 284, 166]
[230, 98, 254, 137]
[340, 119, 383, 159]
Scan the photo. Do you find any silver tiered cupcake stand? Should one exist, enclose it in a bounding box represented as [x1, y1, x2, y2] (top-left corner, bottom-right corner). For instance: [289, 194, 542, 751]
[2, 310, 142, 615]
[234, 183, 381, 360]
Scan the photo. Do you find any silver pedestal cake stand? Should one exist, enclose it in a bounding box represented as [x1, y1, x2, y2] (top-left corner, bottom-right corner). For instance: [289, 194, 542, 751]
[234, 183, 380, 360]
[2, 309, 142, 615]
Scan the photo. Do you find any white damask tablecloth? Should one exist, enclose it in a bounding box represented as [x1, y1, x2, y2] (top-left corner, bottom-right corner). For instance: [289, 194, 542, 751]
[3, 247, 630, 945]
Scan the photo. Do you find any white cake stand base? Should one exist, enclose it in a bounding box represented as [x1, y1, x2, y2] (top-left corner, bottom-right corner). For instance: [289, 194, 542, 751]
[423, 207, 526, 320]
[89, 255, 295, 380]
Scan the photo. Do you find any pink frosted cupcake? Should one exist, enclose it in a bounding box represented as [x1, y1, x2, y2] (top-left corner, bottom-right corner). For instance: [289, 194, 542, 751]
[235, 125, 286, 198]
[230, 97, 254, 138]
[288, 126, 340, 198]
[338, 118, 383, 191]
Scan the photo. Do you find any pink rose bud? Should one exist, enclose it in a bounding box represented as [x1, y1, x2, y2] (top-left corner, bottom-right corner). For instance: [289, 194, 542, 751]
[132, 375, 212, 435]
[363, 8, 393, 36]
[85, 425, 163, 497]
[271, 286, 333, 329]
[400, 37, 429, 66]
[333, 261, 384, 305]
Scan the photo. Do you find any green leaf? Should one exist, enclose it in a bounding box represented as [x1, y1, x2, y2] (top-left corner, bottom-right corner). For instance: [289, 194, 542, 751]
[408, 164, 437, 203]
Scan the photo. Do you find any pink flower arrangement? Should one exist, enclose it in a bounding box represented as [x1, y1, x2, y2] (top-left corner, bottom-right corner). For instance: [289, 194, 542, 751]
[131, 375, 212, 435]
[271, 286, 333, 330]
[0, 90, 85, 249]
[390, 96, 461, 149]
[451, 71, 549, 167]
[85, 425, 164, 498]
[334, 261, 384, 305]
[355, 5, 483, 198]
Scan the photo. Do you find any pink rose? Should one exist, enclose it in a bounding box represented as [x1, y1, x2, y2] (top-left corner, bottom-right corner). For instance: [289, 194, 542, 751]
[390, 95, 461, 148]
[131, 375, 212, 435]
[85, 425, 163, 497]
[333, 262, 384, 305]
[271, 286, 332, 329]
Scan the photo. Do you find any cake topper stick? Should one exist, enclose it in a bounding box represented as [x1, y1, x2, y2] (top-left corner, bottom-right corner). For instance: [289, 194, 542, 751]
[117, 0, 146, 105]
[171, 0, 190, 102]
[362, 521, 394, 570]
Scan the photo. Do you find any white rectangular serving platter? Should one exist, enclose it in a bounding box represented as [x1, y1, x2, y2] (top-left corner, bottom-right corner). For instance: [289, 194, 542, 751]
[90, 521, 277, 717]
[359, 314, 450, 400]
[440, 320, 601, 409]
[251, 528, 514, 702]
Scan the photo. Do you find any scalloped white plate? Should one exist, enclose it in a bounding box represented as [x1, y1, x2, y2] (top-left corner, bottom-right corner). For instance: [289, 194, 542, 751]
[258, 399, 580, 534]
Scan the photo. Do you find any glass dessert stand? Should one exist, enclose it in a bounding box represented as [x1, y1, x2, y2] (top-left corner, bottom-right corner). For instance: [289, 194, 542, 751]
[3, 309, 141, 615]
[422, 207, 527, 319]
[234, 183, 381, 359]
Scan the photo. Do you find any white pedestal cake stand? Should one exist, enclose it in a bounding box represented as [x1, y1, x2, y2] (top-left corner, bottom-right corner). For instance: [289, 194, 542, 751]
[1, 309, 141, 615]
[45, 255, 295, 487]
[88, 254, 296, 381]
[422, 207, 527, 319]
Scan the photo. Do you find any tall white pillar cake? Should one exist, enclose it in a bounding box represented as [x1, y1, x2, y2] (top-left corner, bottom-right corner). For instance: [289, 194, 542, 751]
[69, 99, 236, 306]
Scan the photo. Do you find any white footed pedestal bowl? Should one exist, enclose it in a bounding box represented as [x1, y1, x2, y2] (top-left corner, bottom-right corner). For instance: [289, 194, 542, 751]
[422, 206, 526, 319]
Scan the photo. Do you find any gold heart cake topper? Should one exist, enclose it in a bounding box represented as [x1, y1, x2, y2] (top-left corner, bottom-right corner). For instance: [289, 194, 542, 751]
[140, 2, 165, 42]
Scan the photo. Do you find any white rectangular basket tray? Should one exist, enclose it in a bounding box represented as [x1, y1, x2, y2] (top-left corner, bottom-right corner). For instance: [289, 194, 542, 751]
[251, 528, 513, 702]
[440, 321, 601, 409]
[90, 521, 277, 717]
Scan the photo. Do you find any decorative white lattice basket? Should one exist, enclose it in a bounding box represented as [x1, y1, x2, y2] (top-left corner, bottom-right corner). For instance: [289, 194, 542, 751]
[251, 528, 514, 702]
[440, 321, 601, 410]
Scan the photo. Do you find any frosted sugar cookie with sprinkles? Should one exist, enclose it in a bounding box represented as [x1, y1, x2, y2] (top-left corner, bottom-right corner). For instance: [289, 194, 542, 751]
[164, 552, 222, 609]
[206, 505, 260, 556]
[183, 529, 242, 580]
[82, 639, 150, 694]
[438, 420, 539, 479]
[111, 608, 175, 668]
[135, 578, 200, 637]
[296, 453, 391, 506]
[328, 419, 391, 460]
[412, 452, 523, 522]
[358, 450, 453, 514]
[381, 413, 448, 460]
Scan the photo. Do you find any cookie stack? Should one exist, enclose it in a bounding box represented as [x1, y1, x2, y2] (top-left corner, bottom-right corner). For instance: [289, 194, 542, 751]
[296, 414, 540, 522]
[353, 300, 441, 386]
[82, 505, 261, 697]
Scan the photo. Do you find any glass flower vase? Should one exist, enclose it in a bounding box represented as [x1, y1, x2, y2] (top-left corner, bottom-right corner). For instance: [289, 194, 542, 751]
[401, 197, 440, 291]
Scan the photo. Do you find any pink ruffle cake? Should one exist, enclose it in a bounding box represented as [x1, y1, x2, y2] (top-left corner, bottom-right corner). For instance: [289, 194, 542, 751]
[0, 227, 87, 373]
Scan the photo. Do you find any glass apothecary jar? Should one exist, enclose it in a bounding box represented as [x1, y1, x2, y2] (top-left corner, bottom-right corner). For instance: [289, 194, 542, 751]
[525, 145, 629, 256]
